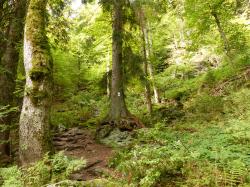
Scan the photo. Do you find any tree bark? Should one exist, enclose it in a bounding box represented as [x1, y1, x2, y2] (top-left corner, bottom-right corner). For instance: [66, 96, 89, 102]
[98, 0, 143, 135]
[106, 50, 111, 97]
[139, 8, 160, 104]
[108, 0, 129, 121]
[19, 0, 52, 166]
[142, 48, 152, 114]
[139, 9, 152, 114]
[0, 0, 27, 164]
[211, 11, 231, 58]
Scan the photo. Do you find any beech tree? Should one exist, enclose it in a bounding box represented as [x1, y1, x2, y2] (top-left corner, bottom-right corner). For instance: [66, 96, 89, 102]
[0, 0, 27, 164]
[19, 0, 52, 166]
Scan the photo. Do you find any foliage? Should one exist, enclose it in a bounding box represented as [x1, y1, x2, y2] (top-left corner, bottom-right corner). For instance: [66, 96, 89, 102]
[111, 115, 250, 186]
[2, 0, 249, 186]
[0, 152, 85, 187]
[0, 105, 18, 142]
[0, 166, 22, 187]
[184, 93, 224, 121]
[0, 105, 18, 119]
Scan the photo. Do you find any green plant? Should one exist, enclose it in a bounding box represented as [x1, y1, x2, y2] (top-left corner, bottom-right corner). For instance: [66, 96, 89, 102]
[0, 152, 86, 187]
[185, 93, 224, 121]
[110, 117, 250, 187]
[51, 151, 86, 181]
[0, 166, 23, 187]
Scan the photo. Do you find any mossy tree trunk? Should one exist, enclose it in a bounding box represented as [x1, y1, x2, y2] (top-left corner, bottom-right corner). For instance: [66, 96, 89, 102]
[19, 0, 53, 166]
[0, 0, 27, 164]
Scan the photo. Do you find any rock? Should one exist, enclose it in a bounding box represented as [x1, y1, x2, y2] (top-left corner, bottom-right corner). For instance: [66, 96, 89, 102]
[70, 173, 85, 181]
[96, 125, 113, 139]
[99, 128, 134, 147]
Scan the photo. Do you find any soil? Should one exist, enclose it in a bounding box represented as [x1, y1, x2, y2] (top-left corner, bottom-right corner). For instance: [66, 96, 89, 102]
[53, 127, 116, 181]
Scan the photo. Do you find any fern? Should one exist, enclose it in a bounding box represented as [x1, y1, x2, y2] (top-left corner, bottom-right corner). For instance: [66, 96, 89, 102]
[220, 160, 248, 187]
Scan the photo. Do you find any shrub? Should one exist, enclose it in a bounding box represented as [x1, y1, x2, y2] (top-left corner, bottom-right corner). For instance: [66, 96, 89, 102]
[0, 152, 85, 187]
[184, 93, 224, 121]
[110, 120, 250, 187]
[0, 166, 23, 187]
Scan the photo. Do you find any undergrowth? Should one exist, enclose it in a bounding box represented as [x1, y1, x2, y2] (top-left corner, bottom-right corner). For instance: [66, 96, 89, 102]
[0, 152, 85, 187]
[110, 88, 250, 187]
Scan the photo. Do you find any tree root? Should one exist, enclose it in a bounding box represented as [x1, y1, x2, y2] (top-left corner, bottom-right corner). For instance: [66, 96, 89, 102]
[96, 115, 144, 139]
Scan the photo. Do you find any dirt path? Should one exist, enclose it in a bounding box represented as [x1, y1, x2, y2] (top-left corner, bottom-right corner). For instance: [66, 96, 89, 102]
[53, 127, 115, 181]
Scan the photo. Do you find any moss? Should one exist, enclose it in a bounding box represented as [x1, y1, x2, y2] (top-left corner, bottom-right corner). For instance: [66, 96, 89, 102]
[29, 68, 49, 81]
[25, 86, 48, 105]
[24, 0, 52, 106]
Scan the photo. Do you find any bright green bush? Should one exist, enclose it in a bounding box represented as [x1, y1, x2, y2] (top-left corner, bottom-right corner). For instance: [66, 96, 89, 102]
[0, 166, 23, 187]
[0, 152, 85, 187]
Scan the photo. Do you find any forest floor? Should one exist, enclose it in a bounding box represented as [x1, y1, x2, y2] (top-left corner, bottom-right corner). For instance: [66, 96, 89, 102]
[53, 127, 118, 181]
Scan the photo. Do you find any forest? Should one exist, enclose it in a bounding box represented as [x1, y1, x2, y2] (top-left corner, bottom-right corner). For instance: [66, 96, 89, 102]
[0, 0, 250, 186]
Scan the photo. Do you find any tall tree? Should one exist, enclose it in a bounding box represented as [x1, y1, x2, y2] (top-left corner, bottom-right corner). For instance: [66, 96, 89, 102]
[19, 0, 53, 166]
[138, 8, 152, 114]
[140, 7, 161, 104]
[98, 0, 143, 136]
[0, 0, 27, 165]
[109, 0, 127, 120]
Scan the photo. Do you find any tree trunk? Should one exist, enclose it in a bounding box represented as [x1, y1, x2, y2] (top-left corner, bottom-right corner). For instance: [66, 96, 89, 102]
[0, 0, 27, 165]
[106, 50, 111, 97]
[98, 0, 143, 137]
[148, 64, 160, 103]
[139, 9, 152, 114]
[211, 11, 231, 58]
[108, 0, 129, 121]
[141, 10, 160, 104]
[142, 48, 152, 114]
[19, 0, 52, 166]
[77, 56, 81, 90]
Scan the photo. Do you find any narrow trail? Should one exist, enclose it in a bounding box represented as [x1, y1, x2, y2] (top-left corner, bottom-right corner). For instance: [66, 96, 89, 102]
[53, 127, 116, 181]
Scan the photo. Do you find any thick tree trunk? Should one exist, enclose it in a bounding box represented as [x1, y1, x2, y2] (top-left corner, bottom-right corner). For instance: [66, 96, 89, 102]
[0, 0, 27, 164]
[108, 0, 129, 121]
[97, 0, 143, 137]
[19, 0, 52, 166]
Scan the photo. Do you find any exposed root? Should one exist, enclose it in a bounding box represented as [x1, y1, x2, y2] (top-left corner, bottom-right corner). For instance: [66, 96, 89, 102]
[96, 115, 144, 139]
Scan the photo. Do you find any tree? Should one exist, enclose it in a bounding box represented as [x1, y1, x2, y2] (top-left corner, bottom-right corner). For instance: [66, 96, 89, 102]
[184, 0, 247, 58]
[138, 7, 152, 114]
[0, 0, 27, 165]
[97, 0, 143, 137]
[139, 6, 161, 105]
[19, 0, 53, 166]
[133, 0, 163, 104]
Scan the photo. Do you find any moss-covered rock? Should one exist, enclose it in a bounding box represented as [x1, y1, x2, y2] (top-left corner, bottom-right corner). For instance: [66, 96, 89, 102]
[97, 127, 135, 147]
